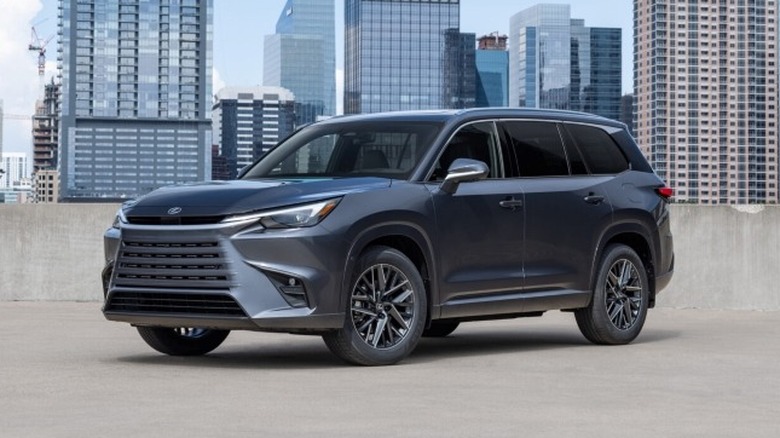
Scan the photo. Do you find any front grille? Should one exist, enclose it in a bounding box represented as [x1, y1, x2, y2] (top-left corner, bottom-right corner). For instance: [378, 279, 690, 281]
[105, 291, 246, 316]
[127, 216, 226, 225]
[113, 241, 232, 290]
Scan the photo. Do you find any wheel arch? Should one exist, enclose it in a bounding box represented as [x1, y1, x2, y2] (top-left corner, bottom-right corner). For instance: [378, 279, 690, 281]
[343, 223, 438, 321]
[594, 223, 658, 307]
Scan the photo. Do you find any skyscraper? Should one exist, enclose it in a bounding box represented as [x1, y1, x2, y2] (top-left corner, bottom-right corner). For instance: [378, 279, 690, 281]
[32, 80, 60, 172]
[442, 29, 476, 109]
[58, 0, 213, 201]
[508, 4, 621, 120]
[476, 34, 509, 107]
[634, 0, 778, 204]
[345, 0, 460, 114]
[212, 87, 296, 179]
[264, 0, 335, 125]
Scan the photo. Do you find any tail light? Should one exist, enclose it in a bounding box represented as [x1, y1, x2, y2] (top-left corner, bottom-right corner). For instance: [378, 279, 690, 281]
[656, 186, 673, 200]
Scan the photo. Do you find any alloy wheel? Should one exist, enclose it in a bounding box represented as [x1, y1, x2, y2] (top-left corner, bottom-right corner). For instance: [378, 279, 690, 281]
[173, 327, 208, 338]
[604, 258, 644, 331]
[350, 263, 416, 349]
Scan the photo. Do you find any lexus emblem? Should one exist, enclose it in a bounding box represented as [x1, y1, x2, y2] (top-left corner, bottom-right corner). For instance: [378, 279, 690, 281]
[167, 207, 182, 215]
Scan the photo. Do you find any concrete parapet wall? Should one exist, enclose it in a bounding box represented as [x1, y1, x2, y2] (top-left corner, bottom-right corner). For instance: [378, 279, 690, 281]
[656, 205, 780, 310]
[1, 204, 778, 310]
[1, 204, 117, 301]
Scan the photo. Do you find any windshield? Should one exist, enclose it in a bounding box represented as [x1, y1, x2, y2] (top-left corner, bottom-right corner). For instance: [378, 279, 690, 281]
[241, 121, 443, 180]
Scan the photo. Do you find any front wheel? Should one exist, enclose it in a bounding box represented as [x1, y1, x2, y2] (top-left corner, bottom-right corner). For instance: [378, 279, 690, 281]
[323, 246, 427, 366]
[136, 327, 230, 356]
[575, 244, 649, 345]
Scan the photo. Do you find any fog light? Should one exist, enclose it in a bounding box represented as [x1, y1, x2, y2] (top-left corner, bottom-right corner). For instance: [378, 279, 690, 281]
[265, 271, 309, 308]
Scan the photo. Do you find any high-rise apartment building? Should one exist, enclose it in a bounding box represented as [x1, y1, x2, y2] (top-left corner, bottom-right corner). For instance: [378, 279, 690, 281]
[634, 0, 778, 204]
[212, 87, 296, 179]
[264, 0, 335, 125]
[476, 34, 509, 107]
[509, 4, 621, 120]
[345, 0, 460, 114]
[32, 80, 60, 172]
[58, 0, 213, 201]
[1, 153, 29, 189]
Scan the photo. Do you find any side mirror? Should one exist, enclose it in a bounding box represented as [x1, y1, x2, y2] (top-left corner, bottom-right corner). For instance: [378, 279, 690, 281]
[440, 158, 489, 194]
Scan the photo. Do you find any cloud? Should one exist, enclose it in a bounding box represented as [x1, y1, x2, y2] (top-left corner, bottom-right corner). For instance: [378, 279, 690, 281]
[212, 67, 226, 99]
[0, 0, 43, 169]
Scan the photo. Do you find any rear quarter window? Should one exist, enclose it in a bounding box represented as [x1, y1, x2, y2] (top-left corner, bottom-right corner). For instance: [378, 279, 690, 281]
[566, 124, 629, 174]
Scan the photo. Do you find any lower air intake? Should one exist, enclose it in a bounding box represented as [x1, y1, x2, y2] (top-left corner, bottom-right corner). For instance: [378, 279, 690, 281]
[105, 292, 246, 317]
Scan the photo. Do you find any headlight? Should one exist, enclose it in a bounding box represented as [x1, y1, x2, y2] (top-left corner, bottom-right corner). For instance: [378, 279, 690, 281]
[221, 198, 341, 229]
[112, 207, 128, 229]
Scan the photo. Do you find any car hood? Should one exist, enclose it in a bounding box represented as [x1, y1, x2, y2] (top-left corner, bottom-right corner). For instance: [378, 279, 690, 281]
[123, 178, 392, 218]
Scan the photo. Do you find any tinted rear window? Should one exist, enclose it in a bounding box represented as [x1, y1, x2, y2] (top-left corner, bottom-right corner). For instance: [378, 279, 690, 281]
[566, 124, 629, 174]
[502, 121, 569, 177]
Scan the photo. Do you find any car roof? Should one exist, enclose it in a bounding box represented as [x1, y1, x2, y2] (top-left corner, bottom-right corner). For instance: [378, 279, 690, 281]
[313, 107, 625, 129]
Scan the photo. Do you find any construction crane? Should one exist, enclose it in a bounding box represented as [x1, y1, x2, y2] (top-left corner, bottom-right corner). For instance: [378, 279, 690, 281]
[2, 114, 33, 121]
[29, 26, 54, 76]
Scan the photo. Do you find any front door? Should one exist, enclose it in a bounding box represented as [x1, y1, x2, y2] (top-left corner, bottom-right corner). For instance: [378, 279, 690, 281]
[428, 121, 525, 318]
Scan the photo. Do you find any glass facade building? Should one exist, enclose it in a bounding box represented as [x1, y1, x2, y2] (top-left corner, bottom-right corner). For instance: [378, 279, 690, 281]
[212, 87, 296, 179]
[264, 0, 335, 125]
[509, 4, 621, 120]
[634, 0, 778, 204]
[345, 0, 460, 114]
[584, 27, 621, 121]
[58, 0, 213, 201]
[442, 29, 476, 109]
[476, 35, 509, 107]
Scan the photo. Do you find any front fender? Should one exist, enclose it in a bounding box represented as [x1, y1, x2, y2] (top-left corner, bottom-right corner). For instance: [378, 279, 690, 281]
[342, 221, 439, 319]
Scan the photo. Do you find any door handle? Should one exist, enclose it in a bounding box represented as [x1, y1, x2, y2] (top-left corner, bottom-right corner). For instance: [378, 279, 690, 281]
[499, 197, 523, 210]
[583, 194, 605, 205]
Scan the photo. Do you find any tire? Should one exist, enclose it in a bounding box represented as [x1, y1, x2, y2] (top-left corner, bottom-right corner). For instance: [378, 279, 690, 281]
[323, 246, 427, 366]
[422, 320, 460, 338]
[575, 244, 650, 345]
[136, 327, 230, 356]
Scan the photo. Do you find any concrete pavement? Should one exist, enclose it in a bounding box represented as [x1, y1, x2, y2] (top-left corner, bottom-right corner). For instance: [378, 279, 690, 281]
[1, 302, 778, 437]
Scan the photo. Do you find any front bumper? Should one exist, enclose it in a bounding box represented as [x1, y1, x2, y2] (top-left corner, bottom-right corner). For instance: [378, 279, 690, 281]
[102, 220, 348, 333]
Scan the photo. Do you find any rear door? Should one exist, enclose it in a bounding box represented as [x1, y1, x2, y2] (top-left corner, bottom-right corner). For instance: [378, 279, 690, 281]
[499, 120, 614, 296]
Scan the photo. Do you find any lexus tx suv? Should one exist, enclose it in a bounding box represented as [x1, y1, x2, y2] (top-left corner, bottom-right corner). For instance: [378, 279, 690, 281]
[102, 108, 674, 366]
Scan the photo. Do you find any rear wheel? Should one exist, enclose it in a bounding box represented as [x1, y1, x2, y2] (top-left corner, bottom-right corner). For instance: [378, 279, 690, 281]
[136, 327, 230, 356]
[323, 246, 427, 366]
[576, 244, 649, 345]
[422, 320, 460, 338]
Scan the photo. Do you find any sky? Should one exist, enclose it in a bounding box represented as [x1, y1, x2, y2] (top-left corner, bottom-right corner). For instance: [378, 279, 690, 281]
[0, 0, 632, 170]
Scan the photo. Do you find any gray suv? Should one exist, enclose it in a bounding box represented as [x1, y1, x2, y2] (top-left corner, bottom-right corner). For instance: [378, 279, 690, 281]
[102, 108, 674, 365]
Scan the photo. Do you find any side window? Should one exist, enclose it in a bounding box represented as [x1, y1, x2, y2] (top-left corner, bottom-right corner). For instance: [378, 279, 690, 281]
[566, 124, 629, 174]
[431, 122, 506, 180]
[502, 121, 569, 177]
